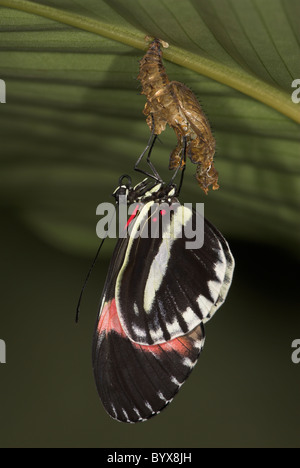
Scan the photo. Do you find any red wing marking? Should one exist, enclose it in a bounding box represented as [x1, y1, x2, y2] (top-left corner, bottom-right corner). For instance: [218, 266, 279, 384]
[98, 299, 197, 357]
[97, 299, 126, 338]
[125, 204, 140, 229]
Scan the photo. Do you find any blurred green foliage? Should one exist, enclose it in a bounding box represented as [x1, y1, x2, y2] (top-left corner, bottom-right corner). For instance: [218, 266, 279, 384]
[0, 0, 299, 256]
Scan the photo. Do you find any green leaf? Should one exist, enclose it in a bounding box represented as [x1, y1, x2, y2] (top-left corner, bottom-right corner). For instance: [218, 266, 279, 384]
[0, 0, 299, 255]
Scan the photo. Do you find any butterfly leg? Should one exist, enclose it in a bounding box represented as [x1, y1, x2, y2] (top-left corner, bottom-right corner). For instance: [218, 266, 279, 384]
[168, 135, 187, 195]
[134, 115, 163, 182]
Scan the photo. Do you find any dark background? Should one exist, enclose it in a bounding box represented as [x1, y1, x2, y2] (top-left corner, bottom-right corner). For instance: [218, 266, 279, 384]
[1, 208, 299, 448]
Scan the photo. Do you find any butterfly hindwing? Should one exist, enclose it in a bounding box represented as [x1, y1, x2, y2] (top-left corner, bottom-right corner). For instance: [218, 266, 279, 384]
[93, 297, 205, 423]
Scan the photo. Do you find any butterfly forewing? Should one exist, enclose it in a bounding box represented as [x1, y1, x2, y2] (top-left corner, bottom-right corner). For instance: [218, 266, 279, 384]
[116, 202, 232, 345]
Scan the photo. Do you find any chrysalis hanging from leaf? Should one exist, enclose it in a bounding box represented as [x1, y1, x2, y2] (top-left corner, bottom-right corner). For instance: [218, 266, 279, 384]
[138, 38, 219, 195]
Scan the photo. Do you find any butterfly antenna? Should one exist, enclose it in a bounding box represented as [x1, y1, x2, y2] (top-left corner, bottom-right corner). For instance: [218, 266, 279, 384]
[75, 237, 106, 323]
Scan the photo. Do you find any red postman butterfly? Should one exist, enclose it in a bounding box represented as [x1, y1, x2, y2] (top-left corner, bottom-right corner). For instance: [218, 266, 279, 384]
[92, 176, 234, 423]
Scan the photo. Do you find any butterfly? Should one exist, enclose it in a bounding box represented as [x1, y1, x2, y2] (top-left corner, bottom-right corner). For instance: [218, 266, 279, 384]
[92, 175, 234, 423]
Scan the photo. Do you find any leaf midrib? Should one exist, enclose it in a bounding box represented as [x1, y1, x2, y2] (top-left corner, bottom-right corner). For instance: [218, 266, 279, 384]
[0, 0, 299, 124]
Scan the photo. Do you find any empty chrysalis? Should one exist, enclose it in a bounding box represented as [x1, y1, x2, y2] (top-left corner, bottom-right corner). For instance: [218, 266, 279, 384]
[138, 38, 219, 195]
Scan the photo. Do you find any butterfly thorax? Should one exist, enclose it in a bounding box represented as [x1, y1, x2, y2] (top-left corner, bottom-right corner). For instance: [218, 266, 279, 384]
[113, 179, 178, 205]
